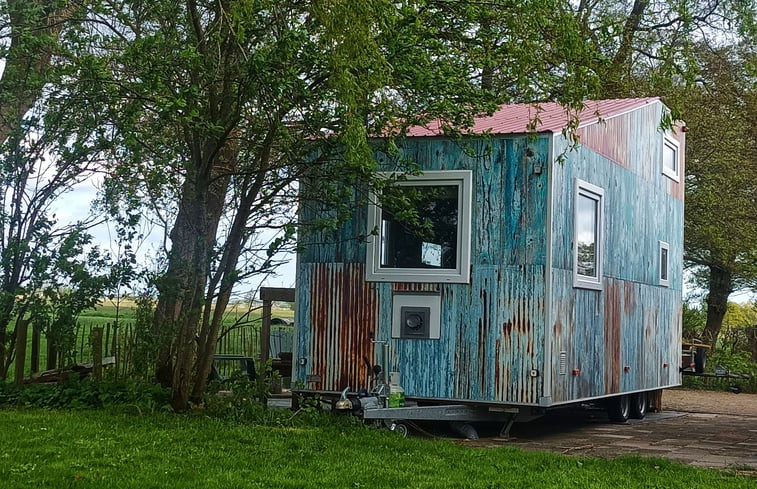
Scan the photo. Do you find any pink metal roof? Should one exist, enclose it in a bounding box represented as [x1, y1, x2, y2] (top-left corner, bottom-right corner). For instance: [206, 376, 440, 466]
[404, 97, 660, 137]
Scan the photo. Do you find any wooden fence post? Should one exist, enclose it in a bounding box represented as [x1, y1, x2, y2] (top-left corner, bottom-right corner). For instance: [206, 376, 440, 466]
[14, 319, 29, 388]
[30, 324, 40, 374]
[91, 327, 103, 381]
[104, 322, 111, 357]
[46, 339, 58, 370]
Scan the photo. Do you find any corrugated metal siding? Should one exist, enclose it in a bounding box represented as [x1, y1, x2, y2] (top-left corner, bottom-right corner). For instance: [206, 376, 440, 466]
[296, 135, 551, 404]
[576, 102, 685, 202]
[297, 100, 683, 406]
[550, 272, 681, 403]
[298, 186, 368, 264]
[548, 102, 683, 403]
[295, 263, 379, 391]
[297, 263, 546, 403]
[575, 116, 632, 169]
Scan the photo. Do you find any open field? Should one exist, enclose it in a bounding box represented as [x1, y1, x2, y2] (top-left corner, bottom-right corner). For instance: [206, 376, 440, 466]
[1, 408, 754, 489]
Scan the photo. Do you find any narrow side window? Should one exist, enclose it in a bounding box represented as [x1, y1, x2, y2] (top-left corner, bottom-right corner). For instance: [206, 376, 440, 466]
[573, 179, 604, 290]
[659, 241, 670, 286]
[662, 135, 680, 181]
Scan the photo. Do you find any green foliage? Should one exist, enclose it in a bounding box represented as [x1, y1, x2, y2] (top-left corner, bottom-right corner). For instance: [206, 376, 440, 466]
[683, 350, 757, 393]
[25, 230, 110, 365]
[711, 350, 757, 378]
[682, 301, 757, 392]
[682, 302, 707, 340]
[126, 294, 160, 380]
[718, 302, 757, 354]
[0, 0, 109, 377]
[0, 377, 170, 411]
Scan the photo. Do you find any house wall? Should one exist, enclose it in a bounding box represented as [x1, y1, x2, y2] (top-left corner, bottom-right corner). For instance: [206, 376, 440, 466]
[296, 136, 551, 404]
[548, 101, 684, 404]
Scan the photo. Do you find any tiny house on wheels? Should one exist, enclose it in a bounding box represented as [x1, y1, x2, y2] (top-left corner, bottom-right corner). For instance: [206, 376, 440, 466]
[294, 97, 684, 429]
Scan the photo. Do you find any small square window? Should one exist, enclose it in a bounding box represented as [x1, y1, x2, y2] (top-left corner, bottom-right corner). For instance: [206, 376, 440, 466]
[662, 136, 680, 181]
[659, 241, 670, 286]
[366, 170, 472, 283]
[573, 179, 604, 290]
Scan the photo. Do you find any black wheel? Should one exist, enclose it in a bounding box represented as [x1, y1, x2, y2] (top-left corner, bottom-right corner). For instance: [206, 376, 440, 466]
[694, 348, 707, 374]
[391, 422, 409, 437]
[630, 391, 648, 419]
[607, 394, 630, 422]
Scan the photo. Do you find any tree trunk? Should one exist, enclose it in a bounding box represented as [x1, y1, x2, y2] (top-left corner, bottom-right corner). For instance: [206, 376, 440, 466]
[702, 265, 733, 349]
[13, 319, 28, 388]
[748, 325, 757, 362]
[154, 136, 234, 410]
[0, 1, 83, 144]
[190, 136, 271, 404]
[604, 0, 648, 97]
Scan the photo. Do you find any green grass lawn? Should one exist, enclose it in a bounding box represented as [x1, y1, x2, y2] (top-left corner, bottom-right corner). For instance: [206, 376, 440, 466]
[0, 408, 752, 489]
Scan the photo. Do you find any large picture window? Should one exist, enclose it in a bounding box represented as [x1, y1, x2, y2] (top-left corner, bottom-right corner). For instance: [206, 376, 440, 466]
[366, 170, 472, 283]
[573, 179, 604, 290]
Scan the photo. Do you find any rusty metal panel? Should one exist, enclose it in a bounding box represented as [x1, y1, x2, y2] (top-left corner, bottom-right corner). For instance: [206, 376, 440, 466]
[296, 263, 378, 391]
[575, 101, 684, 202]
[576, 116, 631, 169]
[297, 99, 683, 407]
[297, 133, 551, 404]
[491, 266, 546, 404]
[549, 116, 683, 403]
[392, 283, 438, 293]
[550, 271, 681, 404]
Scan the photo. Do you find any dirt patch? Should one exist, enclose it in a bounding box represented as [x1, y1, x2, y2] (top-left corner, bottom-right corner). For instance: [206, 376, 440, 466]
[663, 388, 757, 416]
[468, 389, 757, 473]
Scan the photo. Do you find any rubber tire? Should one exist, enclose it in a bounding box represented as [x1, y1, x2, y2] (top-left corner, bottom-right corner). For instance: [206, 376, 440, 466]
[607, 394, 631, 422]
[694, 348, 707, 374]
[630, 391, 648, 419]
[392, 422, 409, 437]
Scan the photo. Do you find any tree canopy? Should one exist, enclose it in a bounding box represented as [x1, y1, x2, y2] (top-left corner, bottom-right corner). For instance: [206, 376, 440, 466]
[2, 0, 756, 405]
[682, 43, 757, 345]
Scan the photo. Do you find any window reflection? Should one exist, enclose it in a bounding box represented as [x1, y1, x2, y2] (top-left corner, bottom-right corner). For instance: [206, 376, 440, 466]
[379, 185, 459, 270]
[576, 193, 597, 277]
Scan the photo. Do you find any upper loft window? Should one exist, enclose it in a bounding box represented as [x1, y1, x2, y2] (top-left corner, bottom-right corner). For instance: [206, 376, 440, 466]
[662, 135, 680, 181]
[659, 241, 670, 287]
[366, 170, 472, 283]
[573, 179, 604, 290]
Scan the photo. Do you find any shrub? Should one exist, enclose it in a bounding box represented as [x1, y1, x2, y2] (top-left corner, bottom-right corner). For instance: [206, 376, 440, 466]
[0, 377, 170, 411]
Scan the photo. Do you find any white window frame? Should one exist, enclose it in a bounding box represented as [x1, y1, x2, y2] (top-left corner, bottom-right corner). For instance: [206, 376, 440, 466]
[662, 135, 680, 182]
[573, 179, 604, 290]
[366, 170, 472, 283]
[658, 240, 670, 287]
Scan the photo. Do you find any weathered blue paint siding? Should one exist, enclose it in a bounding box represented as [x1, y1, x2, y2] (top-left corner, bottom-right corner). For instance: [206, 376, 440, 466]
[548, 101, 683, 404]
[297, 136, 551, 404]
[296, 100, 683, 406]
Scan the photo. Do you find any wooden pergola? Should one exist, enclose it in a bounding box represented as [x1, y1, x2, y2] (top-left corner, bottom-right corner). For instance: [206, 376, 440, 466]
[259, 287, 295, 365]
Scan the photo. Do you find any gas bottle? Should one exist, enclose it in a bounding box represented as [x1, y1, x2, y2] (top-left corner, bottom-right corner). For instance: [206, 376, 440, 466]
[388, 371, 405, 408]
